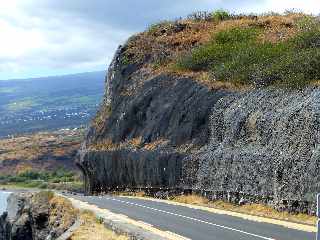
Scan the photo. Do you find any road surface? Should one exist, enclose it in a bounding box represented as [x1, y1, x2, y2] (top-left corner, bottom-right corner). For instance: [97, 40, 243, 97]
[68, 194, 314, 240]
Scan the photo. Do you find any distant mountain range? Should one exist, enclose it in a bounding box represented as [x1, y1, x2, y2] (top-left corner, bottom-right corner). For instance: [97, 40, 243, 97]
[0, 71, 105, 138]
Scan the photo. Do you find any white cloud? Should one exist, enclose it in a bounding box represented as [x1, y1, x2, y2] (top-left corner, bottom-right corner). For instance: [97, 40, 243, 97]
[0, 1, 132, 79]
[0, 0, 319, 80]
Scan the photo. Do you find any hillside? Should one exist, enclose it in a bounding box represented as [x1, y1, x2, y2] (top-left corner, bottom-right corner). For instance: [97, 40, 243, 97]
[0, 129, 82, 175]
[77, 11, 320, 214]
[0, 71, 105, 138]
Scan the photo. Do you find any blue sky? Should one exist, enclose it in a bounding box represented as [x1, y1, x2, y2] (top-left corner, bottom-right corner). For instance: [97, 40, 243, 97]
[0, 0, 319, 80]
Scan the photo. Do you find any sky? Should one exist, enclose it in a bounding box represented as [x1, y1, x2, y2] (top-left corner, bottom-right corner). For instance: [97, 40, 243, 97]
[0, 0, 319, 80]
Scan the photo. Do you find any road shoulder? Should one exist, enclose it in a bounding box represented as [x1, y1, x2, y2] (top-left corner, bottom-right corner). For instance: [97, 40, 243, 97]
[62, 194, 191, 240]
[118, 195, 316, 233]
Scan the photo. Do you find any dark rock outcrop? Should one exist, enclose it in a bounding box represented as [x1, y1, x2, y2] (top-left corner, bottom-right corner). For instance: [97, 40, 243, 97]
[78, 38, 320, 214]
[0, 193, 76, 240]
[77, 45, 229, 193]
[183, 89, 320, 213]
[0, 212, 11, 240]
[1, 193, 35, 240]
[80, 150, 184, 192]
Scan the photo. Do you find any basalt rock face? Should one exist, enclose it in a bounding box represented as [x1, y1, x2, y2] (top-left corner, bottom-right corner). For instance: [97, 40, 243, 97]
[183, 88, 320, 213]
[0, 193, 76, 240]
[77, 46, 229, 193]
[0, 213, 11, 240]
[79, 43, 320, 213]
[0, 193, 39, 240]
[80, 150, 184, 191]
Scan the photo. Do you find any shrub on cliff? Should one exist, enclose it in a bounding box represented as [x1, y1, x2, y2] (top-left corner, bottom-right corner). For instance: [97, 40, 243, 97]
[211, 9, 231, 22]
[175, 16, 320, 88]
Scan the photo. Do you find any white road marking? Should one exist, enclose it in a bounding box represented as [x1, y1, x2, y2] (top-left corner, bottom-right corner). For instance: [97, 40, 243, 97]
[101, 196, 276, 240]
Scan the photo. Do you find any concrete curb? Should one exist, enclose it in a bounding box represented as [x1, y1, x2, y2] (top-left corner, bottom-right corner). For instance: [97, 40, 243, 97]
[102, 218, 167, 240]
[61, 195, 188, 240]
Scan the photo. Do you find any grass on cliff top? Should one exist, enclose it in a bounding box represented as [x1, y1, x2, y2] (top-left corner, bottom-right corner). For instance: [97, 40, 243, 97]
[123, 10, 320, 89]
[175, 15, 320, 88]
[173, 194, 317, 225]
[70, 210, 128, 240]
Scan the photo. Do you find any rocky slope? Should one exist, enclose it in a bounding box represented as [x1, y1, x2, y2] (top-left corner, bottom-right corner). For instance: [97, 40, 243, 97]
[0, 192, 77, 240]
[77, 13, 320, 213]
[77, 47, 229, 192]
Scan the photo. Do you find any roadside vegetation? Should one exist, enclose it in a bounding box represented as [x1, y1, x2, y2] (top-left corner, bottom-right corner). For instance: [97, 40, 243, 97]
[122, 10, 320, 89]
[42, 191, 79, 233]
[70, 210, 128, 240]
[0, 169, 83, 192]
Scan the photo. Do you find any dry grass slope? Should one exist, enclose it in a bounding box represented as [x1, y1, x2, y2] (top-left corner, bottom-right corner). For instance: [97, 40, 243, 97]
[0, 129, 82, 174]
[49, 195, 79, 231]
[70, 211, 128, 240]
[122, 11, 320, 89]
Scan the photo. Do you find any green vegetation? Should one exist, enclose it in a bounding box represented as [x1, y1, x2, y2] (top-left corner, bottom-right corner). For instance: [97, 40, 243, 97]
[211, 9, 231, 22]
[186, 9, 231, 22]
[175, 16, 320, 88]
[120, 54, 132, 65]
[147, 20, 174, 34]
[148, 10, 230, 33]
[0, 168, 83, 192]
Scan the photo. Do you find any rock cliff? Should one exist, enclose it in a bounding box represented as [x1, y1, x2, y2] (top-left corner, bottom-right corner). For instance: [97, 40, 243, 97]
[77, 13, 320, 213]
[0, 192, 77, 240]
[77, 49, 229, 192]
[183, 88, 320, 213]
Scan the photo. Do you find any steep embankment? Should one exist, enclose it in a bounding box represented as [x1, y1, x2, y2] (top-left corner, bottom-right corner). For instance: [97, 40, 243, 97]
[77, 12, 320, 213]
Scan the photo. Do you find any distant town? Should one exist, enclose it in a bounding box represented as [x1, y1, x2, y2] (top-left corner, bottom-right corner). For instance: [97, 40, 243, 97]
[0, 105, 99, 138]
[0, 71, 105, 138]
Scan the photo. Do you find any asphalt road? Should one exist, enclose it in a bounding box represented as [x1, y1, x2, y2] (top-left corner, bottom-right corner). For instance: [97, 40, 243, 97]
[69, 194, 314, 240]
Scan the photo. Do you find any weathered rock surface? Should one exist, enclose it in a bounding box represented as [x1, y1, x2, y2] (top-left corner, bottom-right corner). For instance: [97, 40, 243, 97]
[0, 212, 11, 240]
[77, 45, 229, 193]
[183, 88, 320, 213]
[78, 39, 320, 214]
[80, 150, 184, 192]
[0, 193, 76, 240]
